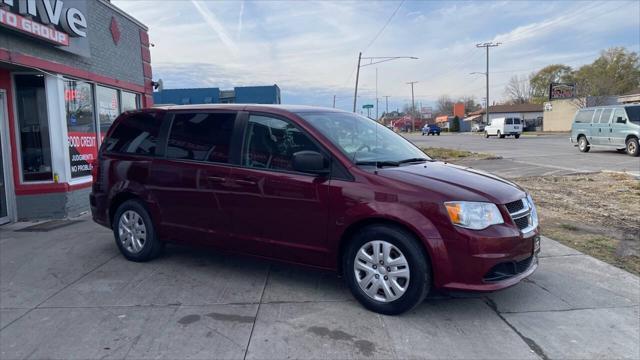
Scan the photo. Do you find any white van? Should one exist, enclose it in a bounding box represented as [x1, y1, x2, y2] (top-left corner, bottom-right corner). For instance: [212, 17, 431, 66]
[484, 117, 523, 138]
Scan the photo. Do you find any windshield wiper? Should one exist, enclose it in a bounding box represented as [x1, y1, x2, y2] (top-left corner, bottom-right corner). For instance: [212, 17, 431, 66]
[355, 160, 400, 167]
[397, 158, 429, 164]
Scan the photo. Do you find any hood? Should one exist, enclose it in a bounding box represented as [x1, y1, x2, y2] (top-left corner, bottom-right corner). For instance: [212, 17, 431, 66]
[376, 161, 526, 205]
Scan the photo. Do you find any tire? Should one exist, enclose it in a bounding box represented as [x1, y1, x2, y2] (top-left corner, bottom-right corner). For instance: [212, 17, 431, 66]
[484, 131, 489, 138]
[112, 199, 164, 262]
[343, 225, 431, 315]
[578, 136, 590, 153]
[515, 134, 520, 139]
[498, 130, 505, 139]
[436, 132, 440, 136]
[626, 137, 640, 157]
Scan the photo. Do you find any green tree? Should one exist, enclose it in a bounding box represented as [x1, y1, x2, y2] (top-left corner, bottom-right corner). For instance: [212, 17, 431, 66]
[573, 47, 640, 98]
[450, 116, 460, 132]
[529, 64, 573, 103]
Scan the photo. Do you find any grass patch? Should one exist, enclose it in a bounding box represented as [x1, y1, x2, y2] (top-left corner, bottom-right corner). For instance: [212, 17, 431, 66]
[514, 172, 640, 275]
[422, 147, 498, 161]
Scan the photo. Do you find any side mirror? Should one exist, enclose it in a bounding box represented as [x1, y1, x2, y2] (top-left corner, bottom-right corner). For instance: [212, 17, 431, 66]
[616, 117, 626, 124]
[292, 151, 330, 175]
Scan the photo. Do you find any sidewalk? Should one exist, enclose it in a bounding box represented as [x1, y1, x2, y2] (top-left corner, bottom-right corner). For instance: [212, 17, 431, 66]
[1, 216, 638, 359]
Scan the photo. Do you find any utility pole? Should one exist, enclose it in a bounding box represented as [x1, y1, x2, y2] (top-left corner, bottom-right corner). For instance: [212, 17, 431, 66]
[353, 52, 362, 112]
[476, 42, 500, 124]
[375, 68, 378, 120]
[407, 81, 418, 131]
[384, 96, 390, 114]
[333, 95, 336, 108]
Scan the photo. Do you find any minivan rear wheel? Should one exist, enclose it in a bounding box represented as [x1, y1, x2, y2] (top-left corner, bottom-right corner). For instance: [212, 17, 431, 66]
[343, 225, 430, 315]
[113, 199, 163, 262]
[578, 136, 590, 153]
[484, 131, 489, 138]
[627, 137, 640, 157]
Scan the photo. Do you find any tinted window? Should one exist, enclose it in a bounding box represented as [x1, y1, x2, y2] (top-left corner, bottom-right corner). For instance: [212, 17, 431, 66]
[505, 118, 513, 125]
[514, 118, 521, 124]
[625, 106, 640, 125]
[166, 112, 235, 163]
[242, 115, 320, 171]
[599, 109, 612, 123]
[593, 109, 603, 123]
[574, 110, 595, 123]
[103, 113, 162, 155]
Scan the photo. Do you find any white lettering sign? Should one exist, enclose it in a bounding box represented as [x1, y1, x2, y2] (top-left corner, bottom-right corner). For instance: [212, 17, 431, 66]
[1, 0, 87, 38]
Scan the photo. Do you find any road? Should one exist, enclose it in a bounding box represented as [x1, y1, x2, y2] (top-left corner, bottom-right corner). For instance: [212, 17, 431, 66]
[404, 133, 640, 178]
[1, 217, 638, 359]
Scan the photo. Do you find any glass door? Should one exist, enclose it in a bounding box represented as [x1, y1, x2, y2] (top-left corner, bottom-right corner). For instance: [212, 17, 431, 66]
[0, 92, 10, 224]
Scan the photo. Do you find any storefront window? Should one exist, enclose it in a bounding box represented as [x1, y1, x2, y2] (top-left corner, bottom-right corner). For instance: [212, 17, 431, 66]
[96, 86, 119, 141]
[65, 80, 96, 178]
[121, 91, 139, 112]
[15, 74, 53, 182]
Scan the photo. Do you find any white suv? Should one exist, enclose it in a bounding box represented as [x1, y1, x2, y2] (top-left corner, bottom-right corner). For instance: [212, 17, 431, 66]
[485, 117, 522, 139]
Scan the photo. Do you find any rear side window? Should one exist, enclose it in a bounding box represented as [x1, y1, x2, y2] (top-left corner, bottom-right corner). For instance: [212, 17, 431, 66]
[505, 118, 513, 125]
[599, 109, 612, 123]
[103, 113, 162, 155]
[513, 118, 521, 124]
[166, 112, 236, 163]
[574, 110, 595, 123]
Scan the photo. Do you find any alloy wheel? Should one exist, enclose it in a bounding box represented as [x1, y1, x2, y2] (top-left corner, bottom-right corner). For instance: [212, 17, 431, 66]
[353, 240, 410, 302]
[118, 210, 147, 254]
[628, 140, 637, 155]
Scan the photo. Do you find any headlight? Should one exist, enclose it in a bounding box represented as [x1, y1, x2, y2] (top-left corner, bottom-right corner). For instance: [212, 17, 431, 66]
[444, 201, 504, 230]
[526, 195, 539, 228]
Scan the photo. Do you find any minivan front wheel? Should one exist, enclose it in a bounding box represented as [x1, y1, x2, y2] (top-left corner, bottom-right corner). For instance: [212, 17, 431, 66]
[344, 225, 430, 315]
[627, 137, 640, 157]
[113, 199, 163, 262]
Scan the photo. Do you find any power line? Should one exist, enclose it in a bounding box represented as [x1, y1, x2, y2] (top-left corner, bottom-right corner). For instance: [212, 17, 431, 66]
[362, 0, 405, 53]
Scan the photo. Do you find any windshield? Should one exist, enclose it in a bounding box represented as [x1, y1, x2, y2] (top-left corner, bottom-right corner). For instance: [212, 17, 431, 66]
[299, 111, 429, 164]
[626, 105, 640, 125]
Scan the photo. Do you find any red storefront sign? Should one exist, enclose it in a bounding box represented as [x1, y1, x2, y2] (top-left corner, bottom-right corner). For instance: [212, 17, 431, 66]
[0, 9, 69, 46]
[68, 131, 97, 177]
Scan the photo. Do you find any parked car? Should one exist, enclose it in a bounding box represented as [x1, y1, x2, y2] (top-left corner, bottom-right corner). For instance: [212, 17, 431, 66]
[421, 124, 441, 136]
[91, 105, 540, 315]
[484, 117, 522, 138]
[471, 123, 485, 132]
[570, 104, 640, 157]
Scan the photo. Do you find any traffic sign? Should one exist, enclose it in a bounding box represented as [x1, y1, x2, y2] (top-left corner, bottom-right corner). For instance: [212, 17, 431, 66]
[362, 104, 374, 109]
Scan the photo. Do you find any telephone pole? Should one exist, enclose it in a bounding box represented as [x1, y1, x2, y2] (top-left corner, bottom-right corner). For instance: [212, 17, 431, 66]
[407, 81, 418, 131]
[384, 96, 391, 114]
[333, 95, 336, 108]
[476, 42, 500, 124]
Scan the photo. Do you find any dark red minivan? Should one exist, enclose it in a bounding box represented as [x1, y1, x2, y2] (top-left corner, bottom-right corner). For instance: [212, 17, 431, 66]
[90, 105, 540, 315]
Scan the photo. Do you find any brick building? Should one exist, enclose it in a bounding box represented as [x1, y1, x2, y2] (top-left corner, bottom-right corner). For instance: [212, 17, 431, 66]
[0, 0, 153, 223]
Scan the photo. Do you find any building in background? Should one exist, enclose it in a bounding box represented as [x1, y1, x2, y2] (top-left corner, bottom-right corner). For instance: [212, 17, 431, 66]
[153, 85, 281, 105]
[0, 0, 153, 223]
[471, 104, 544, 131]
[543, 96, 618, 131]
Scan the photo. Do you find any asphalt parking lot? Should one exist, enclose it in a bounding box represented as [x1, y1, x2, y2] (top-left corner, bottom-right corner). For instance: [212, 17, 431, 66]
[405, 133, 640, 178]
[1, 217, 638, 359]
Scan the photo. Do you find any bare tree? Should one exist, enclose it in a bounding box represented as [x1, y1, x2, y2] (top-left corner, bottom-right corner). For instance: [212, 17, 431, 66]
[436, 95, 454, 115]
[504, 75, 532, 104]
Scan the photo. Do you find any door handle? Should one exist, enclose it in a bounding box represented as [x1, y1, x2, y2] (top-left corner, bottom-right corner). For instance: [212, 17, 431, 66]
[207, 176, 226, 183]
[598, 128, 602, 132]
[610, 128, 613, 132]
[235, 178, 257, 186]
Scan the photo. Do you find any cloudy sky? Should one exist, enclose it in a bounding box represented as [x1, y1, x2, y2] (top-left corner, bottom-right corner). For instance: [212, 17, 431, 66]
[114, 0, 639, 113]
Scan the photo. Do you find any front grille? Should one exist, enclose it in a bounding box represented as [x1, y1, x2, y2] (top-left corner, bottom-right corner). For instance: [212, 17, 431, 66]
[514, 216, 530, 230]
[505, 197, 534, 233]
[505, 199, 525, 213]
[483, 256, 534, 282]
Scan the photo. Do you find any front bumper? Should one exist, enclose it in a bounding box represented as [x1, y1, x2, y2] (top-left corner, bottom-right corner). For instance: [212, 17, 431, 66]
[435, 225, 540, 292]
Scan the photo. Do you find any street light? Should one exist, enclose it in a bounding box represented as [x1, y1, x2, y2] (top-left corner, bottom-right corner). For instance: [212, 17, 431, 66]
[353, 53, 418, 112]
